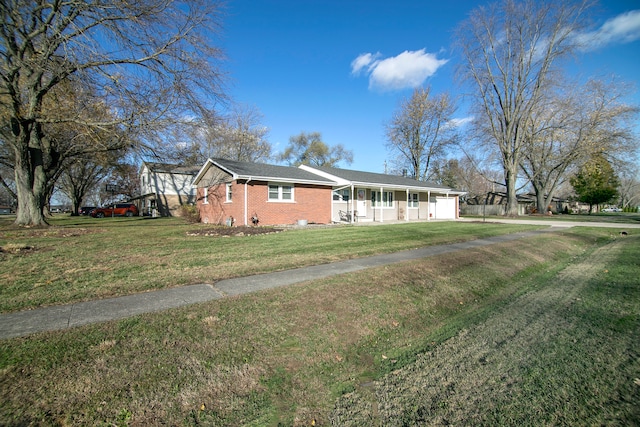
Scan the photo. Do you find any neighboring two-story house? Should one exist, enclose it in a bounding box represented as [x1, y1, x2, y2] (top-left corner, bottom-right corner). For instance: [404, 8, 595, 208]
[139, 162, 200, 216]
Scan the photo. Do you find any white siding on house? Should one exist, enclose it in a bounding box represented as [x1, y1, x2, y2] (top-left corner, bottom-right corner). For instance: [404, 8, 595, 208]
[152, 172, 196, 197]
[140, 164, 197, 197]
[139, 163, 199, 217]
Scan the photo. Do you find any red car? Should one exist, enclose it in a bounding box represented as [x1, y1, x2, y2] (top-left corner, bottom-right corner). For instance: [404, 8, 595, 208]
[90, 203, 139, 218]
[79, 206, 96, 215]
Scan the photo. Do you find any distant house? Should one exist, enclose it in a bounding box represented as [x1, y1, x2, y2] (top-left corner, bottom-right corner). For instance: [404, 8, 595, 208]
[138, 162, 200, 216]
[193, 158, 464, 226]
[461, 191, 572, 215]
[462, 192, 530, 216]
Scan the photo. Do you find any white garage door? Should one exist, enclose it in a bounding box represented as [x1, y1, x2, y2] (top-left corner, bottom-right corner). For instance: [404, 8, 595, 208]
[434, 197, 456, 219]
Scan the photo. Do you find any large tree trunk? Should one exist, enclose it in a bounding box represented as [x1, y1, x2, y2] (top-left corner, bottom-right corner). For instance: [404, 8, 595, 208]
[505, 168, 519, 217]
[532, 179, 547, 214]
[13, 129, 50, 226]
[536, 192, 547, 214]
[14, 159, 48, 226]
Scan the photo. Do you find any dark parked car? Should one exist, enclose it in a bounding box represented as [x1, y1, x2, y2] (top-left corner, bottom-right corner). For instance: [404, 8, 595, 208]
[79, 206, 96, 215]
[90, 203, 139, 218]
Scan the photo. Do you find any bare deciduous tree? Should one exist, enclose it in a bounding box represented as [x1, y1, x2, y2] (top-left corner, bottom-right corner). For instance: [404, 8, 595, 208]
[520, 78, 639, 213]
[450, 154, 505, 204]
[0, 0, 225, 226]
[57, 153, 120, 215]
[617, 168, 640, 210]
[455, 0, 590, 215]
[278, 132, 353, 167]
[195, 104, 272, 164]
[385, 87, 458, 181]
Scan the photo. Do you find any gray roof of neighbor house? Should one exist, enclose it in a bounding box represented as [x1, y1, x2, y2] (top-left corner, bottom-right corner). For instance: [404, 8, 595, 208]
[301, 165, 456, 192]
[194, 158, 336, 185]
[144, 162, 201, 175]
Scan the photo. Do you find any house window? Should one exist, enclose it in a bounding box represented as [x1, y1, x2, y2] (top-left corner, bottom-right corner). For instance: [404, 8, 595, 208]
[408, 193, 419, 208]
[268, 183, 294, 202]
[373, 191, 393, 208]
[333, 189, 350, 201]
[203, 188, 208, 204]
[226, 183, 232, 202]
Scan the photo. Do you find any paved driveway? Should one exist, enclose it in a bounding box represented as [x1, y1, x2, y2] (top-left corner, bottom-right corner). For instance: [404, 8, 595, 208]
[458, 216, 640, 229]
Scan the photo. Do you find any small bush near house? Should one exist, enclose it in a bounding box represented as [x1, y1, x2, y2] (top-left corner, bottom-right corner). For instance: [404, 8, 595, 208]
[178, 204, 200, 223]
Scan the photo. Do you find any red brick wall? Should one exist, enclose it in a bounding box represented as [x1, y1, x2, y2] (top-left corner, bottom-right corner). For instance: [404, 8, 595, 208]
[198, 180, 332, 225]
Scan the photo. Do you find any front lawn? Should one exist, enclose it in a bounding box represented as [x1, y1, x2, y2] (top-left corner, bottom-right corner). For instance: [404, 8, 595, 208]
[1, 223, 637, 426]
[0, 217, 540, 312]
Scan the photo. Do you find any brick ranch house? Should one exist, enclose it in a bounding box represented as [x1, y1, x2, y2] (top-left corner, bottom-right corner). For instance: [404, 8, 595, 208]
[194, 158, 464, 226]
[194, 158, 335, 225]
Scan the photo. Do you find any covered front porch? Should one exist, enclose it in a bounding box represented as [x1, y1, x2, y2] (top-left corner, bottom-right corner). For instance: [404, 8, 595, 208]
[331, 186, 460, 224]
[297, 164, 464, 225]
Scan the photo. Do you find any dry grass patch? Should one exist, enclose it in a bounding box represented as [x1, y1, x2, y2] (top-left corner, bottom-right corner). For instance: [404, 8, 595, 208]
[331, 234, 639, 426]
[0, 242, 37, 254]
[186, 225, 284, 237]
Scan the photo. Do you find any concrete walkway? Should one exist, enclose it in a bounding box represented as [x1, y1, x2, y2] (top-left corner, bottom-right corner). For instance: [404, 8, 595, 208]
[1, 220, 634, 340]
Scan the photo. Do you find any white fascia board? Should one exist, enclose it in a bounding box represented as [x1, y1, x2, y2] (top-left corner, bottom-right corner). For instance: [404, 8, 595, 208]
[236, 175, 334, 186]
[300, 165, 455, 192]
[299, 165, 350, 186]
[193, 158, 238, 185]
[349, 181, 452, 193]
[193, 159, 213, 185]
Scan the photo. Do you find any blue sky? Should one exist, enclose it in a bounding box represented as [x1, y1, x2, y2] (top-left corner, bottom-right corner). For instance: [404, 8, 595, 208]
[219, 0, 640, 173]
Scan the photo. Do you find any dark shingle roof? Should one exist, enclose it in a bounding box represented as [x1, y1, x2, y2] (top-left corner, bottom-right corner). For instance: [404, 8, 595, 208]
[145, 162, 201, 175]
[209, 158, 335, 185]
[310, 166, 452, 190]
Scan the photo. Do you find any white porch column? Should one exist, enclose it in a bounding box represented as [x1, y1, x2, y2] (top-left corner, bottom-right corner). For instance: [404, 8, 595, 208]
[428, 190, 431, 221]
[406, 188, 409, 221]
[350, 185, 355, 223]
[379, 186, 383, 222]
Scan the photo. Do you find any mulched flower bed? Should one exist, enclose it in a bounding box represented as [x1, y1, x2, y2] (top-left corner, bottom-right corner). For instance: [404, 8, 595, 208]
[186, 226, 284, 237]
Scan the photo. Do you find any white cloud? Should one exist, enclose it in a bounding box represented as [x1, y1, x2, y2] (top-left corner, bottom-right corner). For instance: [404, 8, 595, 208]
[350, 52, 381, 75]
[448, 116, 474, 128]
[575, 9, 640, 50]
[351, 49, 448, 91]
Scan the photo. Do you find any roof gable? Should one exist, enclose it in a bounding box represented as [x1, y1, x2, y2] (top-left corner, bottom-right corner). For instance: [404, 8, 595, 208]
[194, 158, 335, 186]
[144, 162, 200, 175]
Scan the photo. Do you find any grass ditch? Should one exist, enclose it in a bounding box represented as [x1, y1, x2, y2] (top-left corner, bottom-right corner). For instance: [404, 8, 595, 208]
[1, 226, 637, 425]
[331, 229, 639, 426]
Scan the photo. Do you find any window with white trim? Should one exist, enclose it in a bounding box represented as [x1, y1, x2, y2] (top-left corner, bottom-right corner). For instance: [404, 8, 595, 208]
[226, 183, 233, 202]
[203, 188, 208, 204]
[333, 189, 350, 201]
[408, 193, 419, 208]
[268, 183, 294, 201]
[373, 191, 393, 208]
